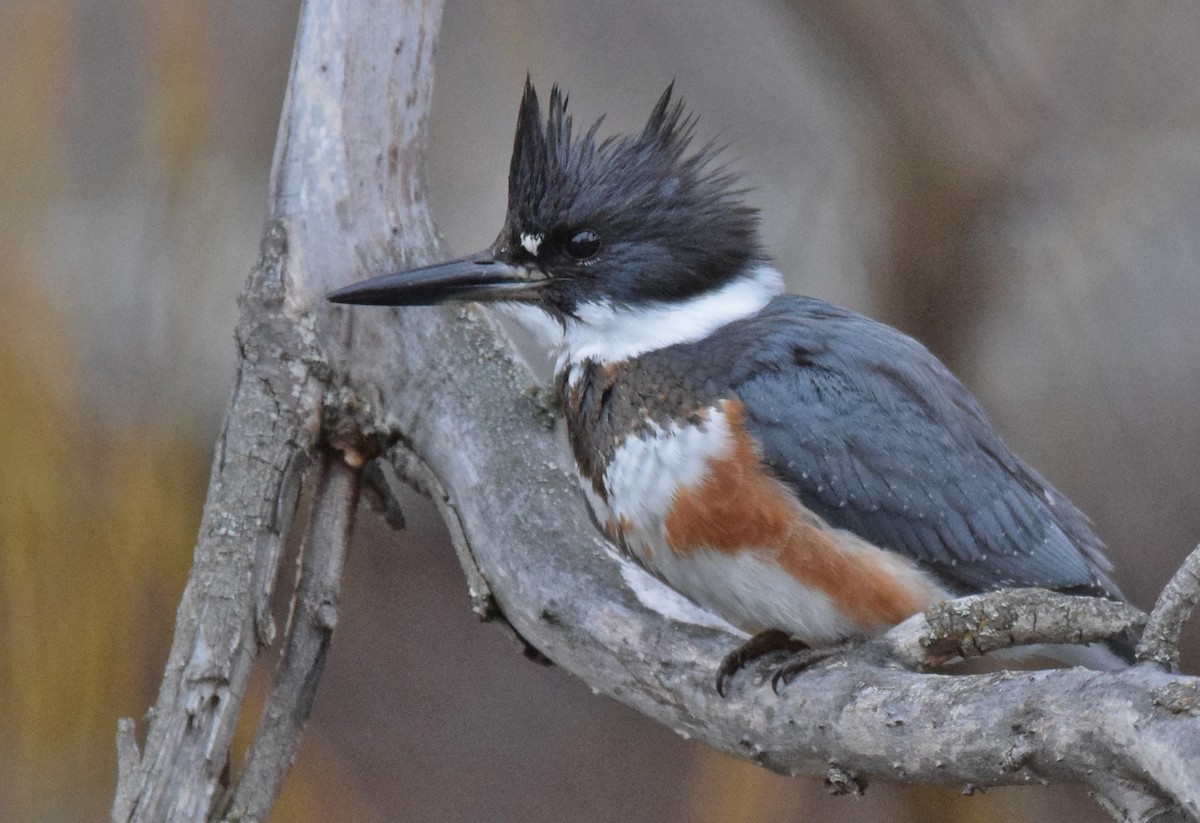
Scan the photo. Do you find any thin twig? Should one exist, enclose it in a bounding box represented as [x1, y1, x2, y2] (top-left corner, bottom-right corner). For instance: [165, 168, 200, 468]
[1138, 543, 1200, 670]
[219, 450, 361, 822]
[1091, 776, 1187, 823]
[880, 588, 1147, 669]
[112, 718, 142, 823]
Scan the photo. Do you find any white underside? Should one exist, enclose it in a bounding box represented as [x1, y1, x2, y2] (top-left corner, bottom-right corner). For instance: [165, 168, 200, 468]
[601, 415, 725, 536]
[615, 555, 745, 635]
[590, 406, 863, 642]
[657, 545, 860, 641]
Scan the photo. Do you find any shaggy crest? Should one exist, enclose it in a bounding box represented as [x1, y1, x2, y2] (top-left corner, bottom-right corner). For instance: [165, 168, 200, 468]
[502, 78, 762, 304]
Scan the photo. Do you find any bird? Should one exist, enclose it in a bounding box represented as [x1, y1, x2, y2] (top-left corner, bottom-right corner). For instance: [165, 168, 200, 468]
[328, 79, 1132, 694]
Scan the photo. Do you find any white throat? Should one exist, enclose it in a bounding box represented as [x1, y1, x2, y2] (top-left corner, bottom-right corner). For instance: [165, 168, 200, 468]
[558, 263, 783, 375]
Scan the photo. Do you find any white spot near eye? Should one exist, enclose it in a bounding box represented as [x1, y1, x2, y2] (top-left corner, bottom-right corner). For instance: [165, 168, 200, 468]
[520, 232, 544, 256]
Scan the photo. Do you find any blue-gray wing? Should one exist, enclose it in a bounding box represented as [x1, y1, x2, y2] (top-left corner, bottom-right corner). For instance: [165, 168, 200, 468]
[724, 296, 1119, 598]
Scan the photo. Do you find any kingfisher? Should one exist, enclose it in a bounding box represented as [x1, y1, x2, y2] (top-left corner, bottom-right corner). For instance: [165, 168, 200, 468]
[329, 79, 1131, 693]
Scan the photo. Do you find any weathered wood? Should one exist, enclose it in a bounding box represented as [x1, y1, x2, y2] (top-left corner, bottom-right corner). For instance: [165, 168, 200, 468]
[110, 220, 324, 823]
[1140, 543, 1200, 671]
[219, 452, 359, 821]
[111, 2, 445, 820]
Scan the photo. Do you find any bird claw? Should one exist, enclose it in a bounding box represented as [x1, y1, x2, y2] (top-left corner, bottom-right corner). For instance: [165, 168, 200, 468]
[769, 647, 840, 693]
[770, 638, 862, 694]
[715, 629, 808, 697]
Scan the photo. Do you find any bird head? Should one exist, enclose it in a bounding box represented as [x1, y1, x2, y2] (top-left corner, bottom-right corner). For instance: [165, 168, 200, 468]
[328, 79, 780, 368]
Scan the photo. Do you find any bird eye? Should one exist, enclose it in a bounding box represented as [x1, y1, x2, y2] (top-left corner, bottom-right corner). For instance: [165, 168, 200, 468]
[565, 229, 601, 261]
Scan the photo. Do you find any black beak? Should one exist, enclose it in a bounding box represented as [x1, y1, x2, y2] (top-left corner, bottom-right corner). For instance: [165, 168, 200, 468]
[326, 251, 541, 306]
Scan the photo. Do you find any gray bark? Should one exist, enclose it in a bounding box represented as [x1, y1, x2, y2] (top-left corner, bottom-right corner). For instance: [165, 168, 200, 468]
[112, 1, 1200, 821]
[1140, 544, 1200, 671]
[110, 1, 444, 819]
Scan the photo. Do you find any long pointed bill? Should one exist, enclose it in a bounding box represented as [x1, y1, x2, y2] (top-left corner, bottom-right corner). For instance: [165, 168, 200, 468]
[326, 252, 542, 306]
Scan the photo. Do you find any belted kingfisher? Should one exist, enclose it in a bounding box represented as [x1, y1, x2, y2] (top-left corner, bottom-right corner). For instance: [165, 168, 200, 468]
[329, 80, 1131, 691]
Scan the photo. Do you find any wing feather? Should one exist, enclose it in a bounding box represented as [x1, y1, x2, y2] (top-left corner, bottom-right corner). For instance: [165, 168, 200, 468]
[721, 296, 1119, 598]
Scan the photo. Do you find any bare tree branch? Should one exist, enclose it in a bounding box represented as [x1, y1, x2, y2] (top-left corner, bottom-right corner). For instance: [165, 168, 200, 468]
[1140, 543, 1200, 670]
[1093, 777, 1186, 823]
[112, 718, 141, 823]
[110, 221, 323, 823]
[879, 588, 1146, 669]
[111, 1, 445, 820]
[114, 1, 1200, 821]
[220, 451, 359, 821]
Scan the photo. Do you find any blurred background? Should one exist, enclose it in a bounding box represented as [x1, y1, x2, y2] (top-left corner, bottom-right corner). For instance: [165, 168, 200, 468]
[3, 1, 1200, 820]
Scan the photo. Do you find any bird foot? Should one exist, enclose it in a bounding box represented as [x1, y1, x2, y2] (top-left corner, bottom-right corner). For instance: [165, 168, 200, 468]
[768, 643, 854, 695]
[770, 637, 863, 694]
[716, 629, 809, 697]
